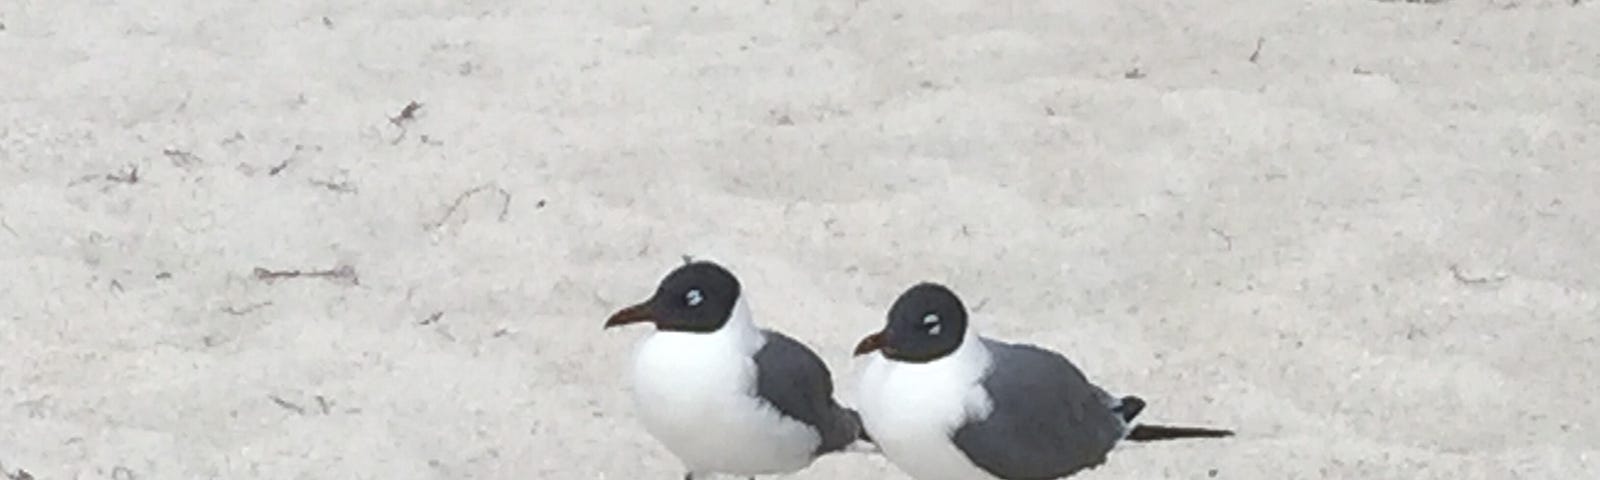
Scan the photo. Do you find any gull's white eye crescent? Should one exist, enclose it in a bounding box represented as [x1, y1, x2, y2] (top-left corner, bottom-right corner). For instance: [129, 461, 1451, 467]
[685, 289, 704, 307]
[922, 313, 941, 335]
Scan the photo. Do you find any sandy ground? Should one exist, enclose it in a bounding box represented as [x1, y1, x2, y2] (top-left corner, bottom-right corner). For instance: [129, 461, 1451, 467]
[3, 0, 1599, 478]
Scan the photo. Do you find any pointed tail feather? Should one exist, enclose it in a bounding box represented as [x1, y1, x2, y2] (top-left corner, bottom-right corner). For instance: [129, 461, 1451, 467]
[834, 408, 881, 454]
[1125, 424, 1235, 442]
[849, 409, 873, 443]
[1115, 395, 1232, 441]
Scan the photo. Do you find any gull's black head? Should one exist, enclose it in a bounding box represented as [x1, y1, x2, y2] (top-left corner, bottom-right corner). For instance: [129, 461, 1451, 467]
[604, 260, 742, 333]
[854, 282, 968, 363]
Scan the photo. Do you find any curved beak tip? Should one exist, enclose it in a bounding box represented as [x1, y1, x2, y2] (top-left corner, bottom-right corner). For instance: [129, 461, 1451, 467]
[854, 332, 886, 356]
[604, 303, 654, 329]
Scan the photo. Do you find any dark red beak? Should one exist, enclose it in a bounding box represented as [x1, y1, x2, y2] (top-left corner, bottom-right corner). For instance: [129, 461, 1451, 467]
[604, 302, 654, 329]
[854, 331, 887, 356]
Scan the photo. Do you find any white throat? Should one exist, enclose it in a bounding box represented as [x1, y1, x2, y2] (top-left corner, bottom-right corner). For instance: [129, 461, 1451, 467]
[855, 329, 1001, 480]
[625, 294, 822, 474]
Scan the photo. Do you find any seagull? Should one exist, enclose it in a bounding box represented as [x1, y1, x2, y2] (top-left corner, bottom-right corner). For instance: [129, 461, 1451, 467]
[604, 259, 867, 480]
[852, 282, 1233, 480]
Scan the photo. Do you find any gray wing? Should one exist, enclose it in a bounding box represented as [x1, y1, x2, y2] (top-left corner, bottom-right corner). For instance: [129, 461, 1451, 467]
[951, 339, 1128, 479]
[752, 329, 864, 455]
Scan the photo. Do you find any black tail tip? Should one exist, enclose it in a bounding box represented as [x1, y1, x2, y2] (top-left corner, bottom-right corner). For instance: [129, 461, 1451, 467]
[1125, 424, 1236, 442]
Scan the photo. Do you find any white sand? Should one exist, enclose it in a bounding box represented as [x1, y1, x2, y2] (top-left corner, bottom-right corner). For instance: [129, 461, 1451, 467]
[3, 0, 1598, 478]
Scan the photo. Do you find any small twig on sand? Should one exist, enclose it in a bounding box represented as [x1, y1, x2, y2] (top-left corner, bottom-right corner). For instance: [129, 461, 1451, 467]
[1449, 264, 1508, 285]
[308, 179, 357, 194]
[388, 101, 423, 145]
[162, 148, 201, 167]
[268, 395, 306, 415]
[1248, 37, 1265, 63]
[1208, 227, 1234, 251]
[269, 144, 320, 176]
[390, 101, 423, 126]
[425, 183, 512, 231]
[267, 160, 291, 175]
[269, 394, 335, 415]
[419, 311, 444, 326]
[1, 218, 17, 238]
[73, 165, 142, 186]
[252, 265, 359, 285]
[107, 165, 140, 184]
[222, 301, 274, 315]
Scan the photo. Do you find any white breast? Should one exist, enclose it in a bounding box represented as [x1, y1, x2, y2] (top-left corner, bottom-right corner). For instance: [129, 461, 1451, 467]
[628, 299, 821, 476]
[856, 333, 1000, 480]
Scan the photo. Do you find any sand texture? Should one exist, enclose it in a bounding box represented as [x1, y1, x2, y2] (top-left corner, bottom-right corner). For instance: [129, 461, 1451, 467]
[3, 0, 1599, 478]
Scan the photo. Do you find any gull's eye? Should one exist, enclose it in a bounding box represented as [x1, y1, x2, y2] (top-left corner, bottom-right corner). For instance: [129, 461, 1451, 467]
[685, 289, 704, 307]
[922, 313, 941, 335]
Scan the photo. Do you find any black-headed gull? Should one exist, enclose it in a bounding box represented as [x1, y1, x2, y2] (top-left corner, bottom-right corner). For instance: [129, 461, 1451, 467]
[605, 260, 867, 479]
[852, 282, 1232, 480]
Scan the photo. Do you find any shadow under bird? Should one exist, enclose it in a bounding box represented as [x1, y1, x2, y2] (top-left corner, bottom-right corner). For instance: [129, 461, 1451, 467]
[853, 282, 1233, 480]
[604, 259, 868, 480]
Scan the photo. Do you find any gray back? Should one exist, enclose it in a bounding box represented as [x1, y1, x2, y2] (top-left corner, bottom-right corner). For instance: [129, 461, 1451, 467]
[752, 329, 863, 455]
[951, 339, 1126, 479]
